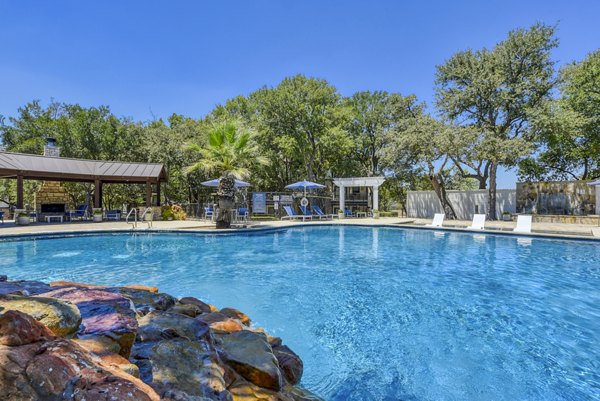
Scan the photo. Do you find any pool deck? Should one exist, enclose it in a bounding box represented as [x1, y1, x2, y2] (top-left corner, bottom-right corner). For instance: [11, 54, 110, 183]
[0, 217, 599, 241]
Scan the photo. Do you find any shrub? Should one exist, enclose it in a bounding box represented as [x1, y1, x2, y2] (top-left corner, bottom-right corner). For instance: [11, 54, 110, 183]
[161, 204, 187, 220]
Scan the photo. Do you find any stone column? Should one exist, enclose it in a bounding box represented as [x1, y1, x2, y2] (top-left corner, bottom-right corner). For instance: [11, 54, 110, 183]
[372, 185, 379, 211]
[339, 185, 345, 213]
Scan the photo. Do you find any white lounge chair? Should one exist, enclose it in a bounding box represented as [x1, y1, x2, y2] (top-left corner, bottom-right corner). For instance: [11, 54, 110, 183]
[467, 214, 486, 230]
[514, 215, 532, 233]
[426, 213, 445, 227]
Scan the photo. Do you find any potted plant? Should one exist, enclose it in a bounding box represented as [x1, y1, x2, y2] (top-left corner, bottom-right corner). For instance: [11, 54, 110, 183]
[144, 208, 153, 221]
[337, 209, 344, 219]
[372, 209, 380, 219]
[17, 212, 30, 225]
[502, 211, 512, 221]
[92, 208, 103, 222]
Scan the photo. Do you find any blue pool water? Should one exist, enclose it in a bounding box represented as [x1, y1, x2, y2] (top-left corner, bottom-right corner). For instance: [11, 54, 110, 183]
[1, 226, 599, 401]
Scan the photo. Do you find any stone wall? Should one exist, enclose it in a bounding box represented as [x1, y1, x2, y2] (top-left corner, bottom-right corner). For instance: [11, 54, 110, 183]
[516, 181, 596, 216]
[35, 181, 73, 213]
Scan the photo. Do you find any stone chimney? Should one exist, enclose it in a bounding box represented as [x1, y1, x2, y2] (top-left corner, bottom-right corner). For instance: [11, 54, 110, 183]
[44, 137, 60, 157]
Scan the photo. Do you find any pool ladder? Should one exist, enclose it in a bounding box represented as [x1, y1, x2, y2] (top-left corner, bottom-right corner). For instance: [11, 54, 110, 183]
[126, 207, 153, 229]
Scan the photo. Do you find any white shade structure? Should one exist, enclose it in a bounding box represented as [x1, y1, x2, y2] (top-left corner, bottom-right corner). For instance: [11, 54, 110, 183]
[333, 177, 385, 212]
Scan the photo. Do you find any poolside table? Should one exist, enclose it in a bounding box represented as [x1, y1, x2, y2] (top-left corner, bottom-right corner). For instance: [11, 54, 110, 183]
[45, 215, 63, 223]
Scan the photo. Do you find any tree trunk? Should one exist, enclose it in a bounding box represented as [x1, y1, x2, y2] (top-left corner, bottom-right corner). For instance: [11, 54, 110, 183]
[429, 164, 457, 220]
[216, 173, 236, 229]
[477, 176, 487, 189]
[487, 162, 498, 220]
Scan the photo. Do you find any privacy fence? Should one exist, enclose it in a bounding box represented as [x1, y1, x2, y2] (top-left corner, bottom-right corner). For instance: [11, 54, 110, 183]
[406, 189, 516, 220]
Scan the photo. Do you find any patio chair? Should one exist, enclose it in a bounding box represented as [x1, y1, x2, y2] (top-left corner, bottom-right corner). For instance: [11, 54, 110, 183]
[238, 208, 249, 222]
[513, 215, 532, 233]
[29, 211, 38, 222]
[299, 205, 314, 220]
[344, 209, 354, 218]
[204, 207, 214, 221]
[282, 206, 304, 220]
[311, 205, 332, 219]
[426, 213, 445, 227]
[467, 214, 486, 230]
[66, 204, 89, 221]
[105, 210, 121, 220]
[0, 211, 4, 224]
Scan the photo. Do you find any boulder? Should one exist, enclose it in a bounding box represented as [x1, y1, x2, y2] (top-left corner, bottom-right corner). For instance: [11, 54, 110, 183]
[272, 345, 303, 385]
[146, 339, 229, 399]
[39, 287, 138, 357]
[0, 311, 159, 401]
[109, 287, 176, 315]
[0, 310, 54, 346]
[0, 280, 51, 296]
[137, 311, 212, 343]
[179, 296, 213, 314]
[169, 302, 206, 317]
[228, 379, 293, 401]
[219, 331, 283, 391]
[220, 307, 251, 326]
[198, 312, 244, 333]
[50, 280, 159, 293]
[0, 294, 81, 337]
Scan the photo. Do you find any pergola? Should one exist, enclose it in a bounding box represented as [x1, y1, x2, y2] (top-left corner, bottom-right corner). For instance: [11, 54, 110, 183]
[0, 151, 167, 209]
[332, 177, 385, 211]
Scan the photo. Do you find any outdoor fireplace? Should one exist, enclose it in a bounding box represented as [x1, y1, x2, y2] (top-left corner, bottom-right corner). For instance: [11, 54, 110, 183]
[41, 203, 66, 214]
[35, 181, 72, 215]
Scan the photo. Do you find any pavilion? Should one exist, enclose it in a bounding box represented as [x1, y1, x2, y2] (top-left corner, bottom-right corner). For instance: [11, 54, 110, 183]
[0, 151, 167, 209]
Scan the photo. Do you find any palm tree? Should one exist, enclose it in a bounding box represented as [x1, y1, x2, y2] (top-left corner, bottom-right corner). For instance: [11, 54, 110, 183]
[185, 121, 265, 229]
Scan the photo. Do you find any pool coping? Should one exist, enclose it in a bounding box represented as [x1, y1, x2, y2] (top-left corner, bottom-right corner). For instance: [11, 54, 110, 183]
[0, 221, 599, 243]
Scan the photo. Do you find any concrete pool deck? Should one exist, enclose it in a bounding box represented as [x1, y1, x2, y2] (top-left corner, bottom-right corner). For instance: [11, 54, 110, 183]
[0, 217, 599, 240]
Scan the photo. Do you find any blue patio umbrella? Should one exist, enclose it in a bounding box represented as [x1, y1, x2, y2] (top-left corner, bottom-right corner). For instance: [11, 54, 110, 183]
[285, 180, 326, 197]
[200, 178, 251, 188]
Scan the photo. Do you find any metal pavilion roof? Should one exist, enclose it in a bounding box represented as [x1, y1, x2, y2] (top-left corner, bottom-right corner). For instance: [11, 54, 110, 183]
[0, 151, 167, 183]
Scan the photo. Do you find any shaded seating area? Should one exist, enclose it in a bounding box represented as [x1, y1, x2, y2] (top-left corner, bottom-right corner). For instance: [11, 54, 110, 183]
[0, 151, 166, 224]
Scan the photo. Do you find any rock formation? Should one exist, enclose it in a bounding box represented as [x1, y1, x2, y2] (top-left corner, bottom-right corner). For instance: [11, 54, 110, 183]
[0, 278, 321, 401]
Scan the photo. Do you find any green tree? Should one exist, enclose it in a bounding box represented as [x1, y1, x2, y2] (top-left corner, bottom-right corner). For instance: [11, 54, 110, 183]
[344, 91, 420, 176]
[252, 75, 353, 187]
[520, 49, 600, 181]
[185, 121, 266, 229]
[435, 23, 557, 219]
[387, 114, 459, 219]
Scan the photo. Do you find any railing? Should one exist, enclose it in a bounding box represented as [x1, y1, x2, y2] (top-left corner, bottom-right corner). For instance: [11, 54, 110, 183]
[126, 207, 154, 229]
[126, 208, 138, 229]
[140, 207, 153, 228]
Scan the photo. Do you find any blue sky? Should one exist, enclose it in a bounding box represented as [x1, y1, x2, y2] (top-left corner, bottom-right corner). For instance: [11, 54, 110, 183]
[1, 0, 599, 188]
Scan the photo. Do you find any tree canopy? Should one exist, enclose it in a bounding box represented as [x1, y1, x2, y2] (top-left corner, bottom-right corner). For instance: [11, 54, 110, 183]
[1, 23, 598, 216]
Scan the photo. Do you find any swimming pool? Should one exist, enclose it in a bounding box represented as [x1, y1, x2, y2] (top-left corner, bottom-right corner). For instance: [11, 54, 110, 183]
[1, 226, 599, 400]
